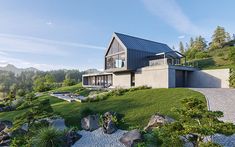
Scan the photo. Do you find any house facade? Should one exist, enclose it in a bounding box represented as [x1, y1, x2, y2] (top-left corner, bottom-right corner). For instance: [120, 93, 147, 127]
[82, 33, 230, 88]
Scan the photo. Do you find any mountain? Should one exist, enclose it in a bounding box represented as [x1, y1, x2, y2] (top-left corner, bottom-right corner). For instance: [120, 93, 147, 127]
[0, 64, 39, 74]
[84, 68, 100, 74]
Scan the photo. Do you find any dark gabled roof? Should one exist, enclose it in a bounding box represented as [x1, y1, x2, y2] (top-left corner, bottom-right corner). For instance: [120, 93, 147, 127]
[114, 32, 174, 54]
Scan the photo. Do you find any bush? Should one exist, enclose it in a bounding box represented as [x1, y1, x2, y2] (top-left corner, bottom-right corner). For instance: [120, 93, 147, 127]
[32, 127, 65, 147]
[80, 107, 96, 118]
[11, 97, 24, 109]
[228, 47, 235, 63]
[195, 51, 210, 59]
[230, 68, 235, 88]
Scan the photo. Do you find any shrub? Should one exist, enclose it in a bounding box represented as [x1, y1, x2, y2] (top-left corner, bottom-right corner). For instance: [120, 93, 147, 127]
[228, 47, 235, 63]
[32, 127, 65, 147]
[230, 68, 235, 88]
[195, 51, 210, 59]
[80, 107, 95, 118]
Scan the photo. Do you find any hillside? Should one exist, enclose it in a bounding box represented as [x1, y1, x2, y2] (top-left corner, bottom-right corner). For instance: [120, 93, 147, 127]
[0, 84, 206, 130]
[187, 46, 235, 69]
[0, 64, 39, 74]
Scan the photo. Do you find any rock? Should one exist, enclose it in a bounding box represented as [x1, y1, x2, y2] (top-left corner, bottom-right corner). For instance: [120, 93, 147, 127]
[0, 139, 11, 146]
[81, 115, 99, 131]
[50, 118, 67, 131]
[65, 129, 82, 146]
[102, 112, 117, 134]
[144, 113, 174, 131]
[0, 120, 12, 132]
[10, 128, 27, 138]
[119, 129, 142, 147]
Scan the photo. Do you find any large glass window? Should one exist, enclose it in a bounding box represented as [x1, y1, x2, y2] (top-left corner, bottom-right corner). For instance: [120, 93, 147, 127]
[105, 38, 125, 70]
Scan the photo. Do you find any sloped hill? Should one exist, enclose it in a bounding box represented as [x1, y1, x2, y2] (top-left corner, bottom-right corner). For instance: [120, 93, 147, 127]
[0, 85, 206, 130]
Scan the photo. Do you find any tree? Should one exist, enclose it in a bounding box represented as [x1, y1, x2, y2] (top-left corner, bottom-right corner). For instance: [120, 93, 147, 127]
[193, 36, 207, 51]
[155, 97, 235, 147]
[190, 37, 194, 48]
[45, 74, 55, 84]
[13, 99, 54, 132]
[179, 41, 185, 53]
[211, 26, 231, 49]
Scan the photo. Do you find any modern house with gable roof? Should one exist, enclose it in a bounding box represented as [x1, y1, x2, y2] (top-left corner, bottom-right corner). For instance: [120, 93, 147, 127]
[82, 32, 230, 88]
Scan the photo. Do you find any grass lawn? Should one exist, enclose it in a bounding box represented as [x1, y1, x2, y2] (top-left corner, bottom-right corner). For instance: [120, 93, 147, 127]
[0, 87, 206, 130]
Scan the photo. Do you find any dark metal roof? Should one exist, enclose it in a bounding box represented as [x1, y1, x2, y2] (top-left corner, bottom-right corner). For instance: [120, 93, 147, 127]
[115, 32, 174, 54]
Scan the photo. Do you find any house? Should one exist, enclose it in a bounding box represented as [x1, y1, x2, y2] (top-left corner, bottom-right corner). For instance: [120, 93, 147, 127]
[82, 33, 230, 88]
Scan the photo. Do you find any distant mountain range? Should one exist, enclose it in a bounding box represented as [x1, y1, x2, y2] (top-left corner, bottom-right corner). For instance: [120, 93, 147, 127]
[0, 64, 39, 74]
[0, 64, 100, 75]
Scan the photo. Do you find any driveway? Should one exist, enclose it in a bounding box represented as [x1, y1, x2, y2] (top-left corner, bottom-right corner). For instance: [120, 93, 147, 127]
[191, 88, 235, 146]
[191, 88, 235, 124]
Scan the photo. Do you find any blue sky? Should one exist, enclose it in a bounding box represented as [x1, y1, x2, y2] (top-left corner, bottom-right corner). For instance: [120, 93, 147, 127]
[0, 0, 234, 71]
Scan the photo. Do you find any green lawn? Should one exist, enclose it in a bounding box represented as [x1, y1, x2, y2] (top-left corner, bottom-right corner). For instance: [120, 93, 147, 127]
[0, 88, 206, 130]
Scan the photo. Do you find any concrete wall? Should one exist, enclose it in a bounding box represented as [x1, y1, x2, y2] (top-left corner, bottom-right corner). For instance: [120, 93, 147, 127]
[135, 65, 169, 88]
[188, 68, 230, 88]
[113, 72, 131, 88]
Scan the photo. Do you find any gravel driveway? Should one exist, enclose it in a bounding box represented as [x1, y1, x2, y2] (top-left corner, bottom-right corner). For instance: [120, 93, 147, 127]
[191, 88, 235, 124]
[191, 88, 235, 147]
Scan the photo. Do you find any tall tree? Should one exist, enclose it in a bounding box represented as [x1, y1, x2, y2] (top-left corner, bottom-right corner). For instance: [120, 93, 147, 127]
[179, 41, 185, 53]
[189, 37, 194, 48]
[193, 36, 207, 51]
[211, 26, 231, 49]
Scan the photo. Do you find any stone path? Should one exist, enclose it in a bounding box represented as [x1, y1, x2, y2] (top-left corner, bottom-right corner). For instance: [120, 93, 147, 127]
[191, 88, 235, 146]
[72, 128, 127, 147]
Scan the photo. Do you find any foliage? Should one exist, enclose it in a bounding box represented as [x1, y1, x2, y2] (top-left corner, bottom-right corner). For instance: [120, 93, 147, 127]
[229, 68, 235, 88]
[210, 26, 231, 49]
[80, 107, 96, 118]
[32, 127, 65, 147]
[13, 99, 54, 131]
[228, 47, 235, 63]
[154, 97, 235, 147]
[62, 78, 76, 86]
[179, 41, 185, 53]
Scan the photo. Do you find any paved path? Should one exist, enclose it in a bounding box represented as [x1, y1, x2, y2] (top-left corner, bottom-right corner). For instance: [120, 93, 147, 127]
[191, 88, 235, 147]
[191, 88, 235, 124]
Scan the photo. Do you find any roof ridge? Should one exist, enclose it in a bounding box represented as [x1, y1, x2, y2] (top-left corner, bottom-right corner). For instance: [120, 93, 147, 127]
[114, 32, 168, 46]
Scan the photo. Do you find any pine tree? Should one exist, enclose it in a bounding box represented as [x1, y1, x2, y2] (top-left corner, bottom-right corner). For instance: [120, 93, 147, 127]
[211, 26, 231, 49]
[179, 41, 185, 53]
[193, 36, 207, 51]
[189, 37, 194, 48]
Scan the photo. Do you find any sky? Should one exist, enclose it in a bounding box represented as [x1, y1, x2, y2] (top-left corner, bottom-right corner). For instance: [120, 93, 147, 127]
[0, 0, 234, 71]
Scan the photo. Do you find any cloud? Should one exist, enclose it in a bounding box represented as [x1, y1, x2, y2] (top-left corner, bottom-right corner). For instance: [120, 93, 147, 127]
[142, 0, 203, 35]
[178, 35, 185, 39]
[0, 33, 105, 56]
[46, 21, 53, 26]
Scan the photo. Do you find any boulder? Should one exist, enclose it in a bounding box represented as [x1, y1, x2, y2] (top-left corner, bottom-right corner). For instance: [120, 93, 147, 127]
[119, 129, 142, 147]
[65, 130, 82, 146]
[144, 113, 174, 131]
[81, 115, 99, 131]
[102, 112, 117, 134]
[50, 118, 67, 131]
[0, 120, 12, 132]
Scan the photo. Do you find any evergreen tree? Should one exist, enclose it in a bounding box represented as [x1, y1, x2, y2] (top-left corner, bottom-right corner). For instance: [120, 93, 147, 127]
[190, 37, 194, 48]
[211, 26, 231, 49]
[179, 41, 185, 53]
[193, 36, 207, 51]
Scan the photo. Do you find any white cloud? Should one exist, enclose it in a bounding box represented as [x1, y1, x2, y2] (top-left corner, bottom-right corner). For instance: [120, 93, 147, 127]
[178, 35, 185, 39]
[142, 0, 203, 35]
[46, 21, 53, 26]
[0, 33, 105, 56]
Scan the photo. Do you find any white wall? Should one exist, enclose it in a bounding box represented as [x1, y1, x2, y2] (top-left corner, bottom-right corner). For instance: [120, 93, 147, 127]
[188, 69, 230, 88]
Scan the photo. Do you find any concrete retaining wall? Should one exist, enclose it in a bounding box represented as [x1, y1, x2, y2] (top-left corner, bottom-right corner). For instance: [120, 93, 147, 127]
[113, 72, 131, 88]
[188, 68, 230, 88]
[135, 65, 169, 88]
